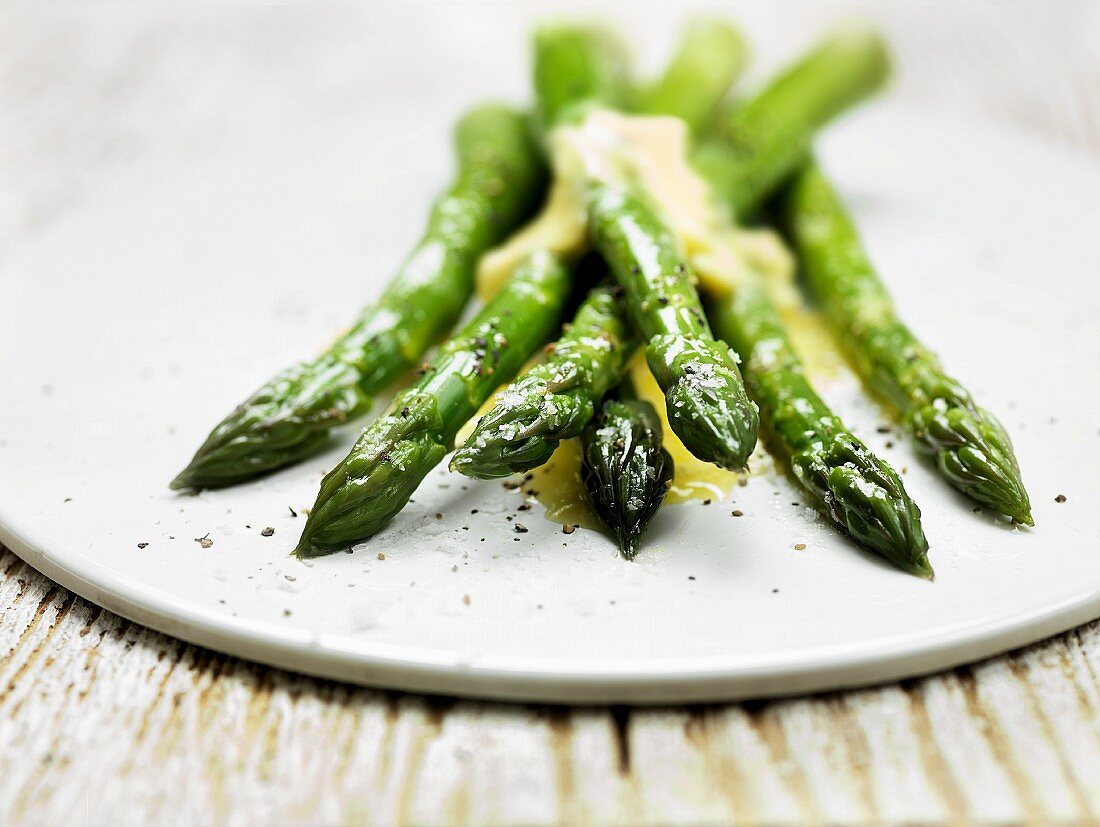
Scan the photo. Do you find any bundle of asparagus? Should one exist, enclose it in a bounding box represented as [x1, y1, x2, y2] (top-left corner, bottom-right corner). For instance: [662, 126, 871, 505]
[174, 18, 1030, 577]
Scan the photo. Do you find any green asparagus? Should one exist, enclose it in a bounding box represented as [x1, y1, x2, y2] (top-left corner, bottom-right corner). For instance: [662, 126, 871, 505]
[696, 26, 890, 220]
[172, 105, 545, 491]
[707, 274, 932, 576]
[587, 182, 759, 470]
[636, 18, 748, 133]
[781, 160, 1032, 524]
[295, 251, 571, 556]
[533, 24, 632, 130]
[582, 388, 674, 559]
[450, 280, 635, 478]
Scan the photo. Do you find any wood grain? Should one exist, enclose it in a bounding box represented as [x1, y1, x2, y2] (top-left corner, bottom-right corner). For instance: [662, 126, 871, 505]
[3, 2, 1100, 824]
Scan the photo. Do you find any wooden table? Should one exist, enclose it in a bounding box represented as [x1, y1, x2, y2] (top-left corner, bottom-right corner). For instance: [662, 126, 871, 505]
[3, 3, 1098, 823]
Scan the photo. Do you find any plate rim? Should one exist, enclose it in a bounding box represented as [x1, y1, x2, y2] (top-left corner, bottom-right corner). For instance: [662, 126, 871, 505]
[4, 510, 1098, 704]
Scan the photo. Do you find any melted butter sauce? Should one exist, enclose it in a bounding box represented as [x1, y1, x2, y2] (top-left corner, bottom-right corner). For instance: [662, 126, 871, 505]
[476, 177, 587, 300]
[781, 305, 844, 381]
[525, 439, 602, 530]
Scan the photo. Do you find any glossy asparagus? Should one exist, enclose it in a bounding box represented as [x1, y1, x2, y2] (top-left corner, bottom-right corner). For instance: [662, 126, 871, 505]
[707, 277, 932, 576]
[172, 105, 545, 490]
[636, 18, 748, 133]
[782, 160, 1031, 524]
[695, 26, 890, 219]
[582, 390, 674, 559]
[450, 281, 635, 478]
[533, 24, 632, 130]
[295, 251, 571, 557]
[587, 182, 759, 470]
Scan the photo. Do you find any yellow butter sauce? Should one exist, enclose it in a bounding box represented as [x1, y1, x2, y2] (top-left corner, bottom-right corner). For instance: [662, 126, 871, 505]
[523, 439, 602, 530]
[780, 306, 844, 381]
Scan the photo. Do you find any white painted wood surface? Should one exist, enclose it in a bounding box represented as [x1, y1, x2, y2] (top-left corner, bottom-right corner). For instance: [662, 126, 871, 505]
[2, 2, 1099, 824]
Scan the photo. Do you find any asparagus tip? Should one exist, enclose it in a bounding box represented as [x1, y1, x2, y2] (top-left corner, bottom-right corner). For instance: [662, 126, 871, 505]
[616, 535, 640, 561]
[907, 556, 935, 581]
[292, 535, 324, 560]
[448, 447, 508, 480]
[168, 473, 191, 492]
[169, 469, 201, 492]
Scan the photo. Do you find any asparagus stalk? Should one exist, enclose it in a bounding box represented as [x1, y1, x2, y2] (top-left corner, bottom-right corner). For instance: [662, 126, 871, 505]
[533, 24, 632, 130]
[636, 18, 748, 133]
[450, 280, 635, 478]
[696, 26, 890, 219]
[582, 384, 674, 559]
[781, 160, 1032, 524]
[706, 274, 932, 576]
[588, 182, 759, 470]
[295, 251, 571, 556]
[172, 104, 545, 490]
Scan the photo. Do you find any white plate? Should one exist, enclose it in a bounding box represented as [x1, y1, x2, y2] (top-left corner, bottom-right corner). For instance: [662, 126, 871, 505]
[3, 85, 1099, 702]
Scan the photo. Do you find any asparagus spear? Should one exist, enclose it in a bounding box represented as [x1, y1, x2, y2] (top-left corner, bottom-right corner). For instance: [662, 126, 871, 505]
[582, 386, 674, 559]
[450, 280, 635, 478]
[172, 105, 545, 490]
[588, 182, 760, 470]
[533, 24, 632, 130]
[696, 26, 890, 220]
[636, 18, 748, 133]
[781, 160, 1032, 524]
[707, 274, 932, 576]
[295, 251, 571, 556]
